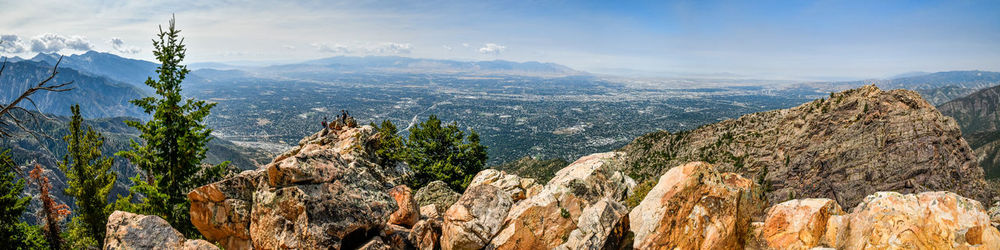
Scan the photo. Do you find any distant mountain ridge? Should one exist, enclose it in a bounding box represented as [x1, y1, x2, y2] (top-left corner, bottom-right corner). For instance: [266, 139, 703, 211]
[789, 70, 1000, 105]
[938, 85, 1000, 178]
[271, 55, 583, 76]
[0, 60, 147, 118]
[30, 51, 158, 92]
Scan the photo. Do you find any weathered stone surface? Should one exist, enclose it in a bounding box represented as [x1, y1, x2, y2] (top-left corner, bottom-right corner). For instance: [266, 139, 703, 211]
[557, 197, 630, 250]
[104, 211, 219, 250]
[414, 180, 461, 215]
[441, 185, 513, 250]
[759, 198, 844, 249]
[357, 236, 391, 250]
[188, 169, 263, 250]
[388, 185, 420, 227]
[838, 191, 1000, 249]
[989, 201, 1000, 229]
[190, 125, 408, 249]
[409, 219, 442, 250]
[468, 169, 542, 202]
[488, 152, 636, 249]
[419, 204, 440, 219]
[622, 85, 995, 208]
[628, 161, 764, 250]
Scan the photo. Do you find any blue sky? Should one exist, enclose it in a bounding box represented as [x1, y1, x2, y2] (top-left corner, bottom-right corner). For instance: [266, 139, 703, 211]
[1, 0, 998, 79]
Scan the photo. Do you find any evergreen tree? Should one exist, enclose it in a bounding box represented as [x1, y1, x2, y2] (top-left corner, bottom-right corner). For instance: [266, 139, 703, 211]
[0, 150, 47, 249]
[116, 16, 228, 236]
[29, 164, 70, 249]
[403, 115, 487, 191]
[372, 119, 405, 166]
[59, 104, 116, 248]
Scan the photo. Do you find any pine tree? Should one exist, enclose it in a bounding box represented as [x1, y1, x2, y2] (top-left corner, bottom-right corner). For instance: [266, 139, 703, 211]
[29, 164, 70, 249]
[0, 150, 47, 249]
[116, 16, 228, 236]
[403, 115, 487, 191]
[372, 120, 405, 166]
[59, 104, 116, 248]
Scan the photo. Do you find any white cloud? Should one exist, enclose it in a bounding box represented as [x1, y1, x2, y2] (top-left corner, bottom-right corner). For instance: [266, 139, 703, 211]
[312, 43, 352, 53]
[478, 43, 505, 55]
[0, 34, 26, 53]
[29, 33, 94, 53]
[442, 45, 452, 51]
[109, 37, 140, 54]
[282, 45, 296, 50]
[312, 42, 412, 55]
[461, 43, 469, 48]
[370, 42, 411, 54]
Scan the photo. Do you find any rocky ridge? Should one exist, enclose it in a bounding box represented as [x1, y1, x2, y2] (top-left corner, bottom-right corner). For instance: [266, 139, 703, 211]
[621, 85, 993, 208]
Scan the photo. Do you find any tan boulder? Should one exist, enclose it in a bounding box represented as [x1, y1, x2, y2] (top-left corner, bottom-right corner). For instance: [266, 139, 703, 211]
[628, 161, 764, 250]
[838, 191, 1000, 249]
[557, 197, 631, 249]
[468, 169, 542, 202]
[388, 185, 420, 227]
[104, 211, 218, 250]
[188, 169, 263, 250]
[488, 152, 636, 249]
[441, 185, 513, 250]
[420, 204, 440, 219]
[409, 219, 442, 250]
[759, 198, 844, 249]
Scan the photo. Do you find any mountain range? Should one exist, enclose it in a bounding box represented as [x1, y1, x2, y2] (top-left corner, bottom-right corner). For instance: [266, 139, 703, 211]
[938, 84, 1000, 178]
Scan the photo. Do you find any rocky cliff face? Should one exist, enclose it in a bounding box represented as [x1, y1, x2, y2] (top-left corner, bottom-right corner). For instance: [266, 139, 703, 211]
[621, 85, 993, 208]
[187, 124, 411, 249]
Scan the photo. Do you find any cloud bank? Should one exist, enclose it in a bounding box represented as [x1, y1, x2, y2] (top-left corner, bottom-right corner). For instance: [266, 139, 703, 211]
[478, 43, 505, 55]
[0, 33, 94, 54]
[312, 42, 412, 55]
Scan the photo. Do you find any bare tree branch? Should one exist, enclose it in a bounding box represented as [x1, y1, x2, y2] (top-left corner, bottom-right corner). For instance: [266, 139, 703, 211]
[0, 50, 75, 138]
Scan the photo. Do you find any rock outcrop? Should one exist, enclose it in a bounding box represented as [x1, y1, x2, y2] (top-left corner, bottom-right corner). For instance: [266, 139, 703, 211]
[628, 161, 764, 249]
[189, 124, 410, 249]
[757, 198, 845, 249]
[104, 211, 218, 250]
[388, 185, 420, 227]
[622, 85, 994, 207]
[414, 180, 461, 215]
[468, 168, 542, 202]
[488, 152, 636, 249]
[754, 192, 1000, 249]
[440, 185, 513, 250]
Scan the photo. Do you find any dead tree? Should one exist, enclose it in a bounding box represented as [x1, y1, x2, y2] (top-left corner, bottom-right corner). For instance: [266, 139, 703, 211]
[0, 42, 75, 137]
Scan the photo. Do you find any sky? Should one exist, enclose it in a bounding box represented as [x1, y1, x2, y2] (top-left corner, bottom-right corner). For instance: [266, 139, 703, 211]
[1, 0, 999, 80]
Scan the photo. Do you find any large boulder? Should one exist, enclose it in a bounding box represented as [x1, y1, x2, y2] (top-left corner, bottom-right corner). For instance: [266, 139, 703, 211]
[838, 191, 1000, 249]
[414, 180, 461, 215]
[104, 211, 218, 250]
[388, 185, 420, 227]
[556, 197, 630, 250]
[468, 169, 542, 202]
[189, 125, 410, 249]
[757, 198, 844, 249]
[440, 185, 513, 250]
[488, 152, 636, 249]
[409, 219, 443, 250]
[628, 161, 764, 249]
[188, 169, 263, 249]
